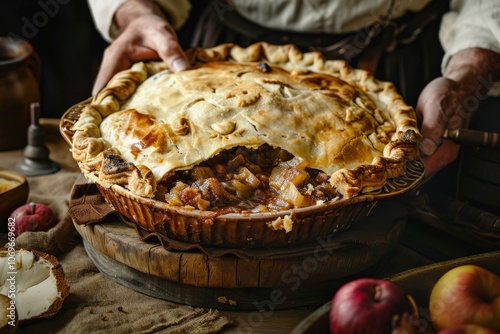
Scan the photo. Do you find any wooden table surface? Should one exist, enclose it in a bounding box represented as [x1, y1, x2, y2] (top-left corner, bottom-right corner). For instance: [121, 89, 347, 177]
[0, 118, 490, 333]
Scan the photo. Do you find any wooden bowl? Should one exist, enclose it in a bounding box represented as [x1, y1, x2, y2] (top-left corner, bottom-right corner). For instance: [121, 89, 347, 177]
[60, 101, 424, 249]
[290, 251, 500, 333]
[0, 169, 29, 232]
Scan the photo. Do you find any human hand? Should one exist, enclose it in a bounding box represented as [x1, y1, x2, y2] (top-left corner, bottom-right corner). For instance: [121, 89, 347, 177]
[416, 48, 500, 180]
[92, 2, 189, 95]
[415, 77, 466, 180]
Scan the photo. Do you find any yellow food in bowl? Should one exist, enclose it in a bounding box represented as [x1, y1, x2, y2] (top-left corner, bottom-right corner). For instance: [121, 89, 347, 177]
[0, 178, 21, 194]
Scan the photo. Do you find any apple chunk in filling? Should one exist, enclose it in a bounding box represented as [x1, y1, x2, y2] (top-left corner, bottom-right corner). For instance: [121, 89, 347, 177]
[161, 144, 339, 213]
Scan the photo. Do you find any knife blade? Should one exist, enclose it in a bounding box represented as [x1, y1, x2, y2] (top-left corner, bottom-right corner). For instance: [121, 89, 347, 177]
[444, 128, 500, 150]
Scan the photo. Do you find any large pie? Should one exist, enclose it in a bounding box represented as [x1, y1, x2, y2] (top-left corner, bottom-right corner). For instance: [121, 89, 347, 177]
[70, 42, 420, 216]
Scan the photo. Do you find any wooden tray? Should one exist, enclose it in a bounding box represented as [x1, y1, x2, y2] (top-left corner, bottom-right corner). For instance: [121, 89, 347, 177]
[74, 202, 405, 310]
[290, 251, 500, 333]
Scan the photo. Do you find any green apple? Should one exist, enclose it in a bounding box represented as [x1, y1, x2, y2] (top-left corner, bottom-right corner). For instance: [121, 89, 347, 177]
[429, 265, 500, 331]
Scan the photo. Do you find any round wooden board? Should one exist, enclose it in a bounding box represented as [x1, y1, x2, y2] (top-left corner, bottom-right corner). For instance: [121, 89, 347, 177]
[74, 209, 405, 310]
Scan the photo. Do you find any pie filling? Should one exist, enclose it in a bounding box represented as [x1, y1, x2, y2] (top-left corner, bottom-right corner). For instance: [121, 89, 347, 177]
[158, 144, 337, 214]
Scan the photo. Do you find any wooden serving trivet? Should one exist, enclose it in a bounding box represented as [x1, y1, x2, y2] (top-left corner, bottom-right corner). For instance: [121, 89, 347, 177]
[74, 213, 404, 310]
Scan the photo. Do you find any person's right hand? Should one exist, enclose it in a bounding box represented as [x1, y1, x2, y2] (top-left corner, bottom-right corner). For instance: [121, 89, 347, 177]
[92, 4, 189, 95]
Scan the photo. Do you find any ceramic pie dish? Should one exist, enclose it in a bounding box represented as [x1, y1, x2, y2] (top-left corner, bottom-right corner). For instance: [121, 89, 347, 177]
[60, 42, 424, 249]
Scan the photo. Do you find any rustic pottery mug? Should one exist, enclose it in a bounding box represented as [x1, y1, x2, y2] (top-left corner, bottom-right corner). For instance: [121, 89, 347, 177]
[0, 36, 40, 151]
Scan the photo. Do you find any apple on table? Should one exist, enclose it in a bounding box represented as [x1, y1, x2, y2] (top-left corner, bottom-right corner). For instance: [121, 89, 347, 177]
[429, 264, 500, 332]
[329, 278, 419, 334]
[9, 202, 58, 237]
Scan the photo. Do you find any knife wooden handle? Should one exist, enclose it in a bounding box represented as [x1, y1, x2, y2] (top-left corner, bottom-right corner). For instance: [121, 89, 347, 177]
[444, 128, 500, 149]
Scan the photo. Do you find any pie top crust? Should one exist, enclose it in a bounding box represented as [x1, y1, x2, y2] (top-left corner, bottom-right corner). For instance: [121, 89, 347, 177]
[70, 42, 420, 206]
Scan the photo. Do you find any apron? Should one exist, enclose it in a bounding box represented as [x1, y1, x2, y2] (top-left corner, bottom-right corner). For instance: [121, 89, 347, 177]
[186, 0, 448, 107]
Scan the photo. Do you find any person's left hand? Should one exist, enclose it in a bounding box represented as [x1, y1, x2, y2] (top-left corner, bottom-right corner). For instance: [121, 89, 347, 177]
[415, 76, 467, 180]
[415, 48, 500, 181]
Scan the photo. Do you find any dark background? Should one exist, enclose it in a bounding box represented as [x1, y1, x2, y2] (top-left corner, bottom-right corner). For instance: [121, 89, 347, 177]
[0, 1, 108, 118]
[0, 0, 207, 119]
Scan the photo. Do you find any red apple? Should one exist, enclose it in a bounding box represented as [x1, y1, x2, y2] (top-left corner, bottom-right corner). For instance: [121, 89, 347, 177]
[329, 278, 418, 334]
[437, 324, 499, 334]
[429, 265, 500, 332]
[9, 202, 58, 237]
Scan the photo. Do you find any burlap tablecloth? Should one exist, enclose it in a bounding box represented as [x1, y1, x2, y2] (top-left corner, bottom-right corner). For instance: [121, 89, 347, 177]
[8, 170, 232, 334]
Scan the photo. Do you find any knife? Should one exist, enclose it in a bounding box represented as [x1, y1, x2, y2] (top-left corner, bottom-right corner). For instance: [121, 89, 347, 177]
[443, 128, 500, 150]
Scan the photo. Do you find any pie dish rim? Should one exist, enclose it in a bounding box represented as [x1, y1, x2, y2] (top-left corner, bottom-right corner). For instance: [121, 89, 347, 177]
[60, 42, 424, 248]
[60, 100, 424, 248]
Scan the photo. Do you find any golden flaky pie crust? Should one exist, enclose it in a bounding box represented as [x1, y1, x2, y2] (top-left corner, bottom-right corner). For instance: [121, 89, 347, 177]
[71, 42, 420, 199]
[65, 42, 424, 249]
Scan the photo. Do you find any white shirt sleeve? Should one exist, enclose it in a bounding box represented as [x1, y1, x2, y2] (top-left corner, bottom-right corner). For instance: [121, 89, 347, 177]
[86, 0, 192, 42]
[439, 0, 500, 73]
[87, 0, 127, 42]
